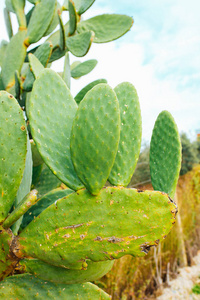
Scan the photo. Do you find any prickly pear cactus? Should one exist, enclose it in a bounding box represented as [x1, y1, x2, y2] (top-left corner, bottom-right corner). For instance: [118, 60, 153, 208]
[0, 1, 182, 299]
[0, 274, 111, 299]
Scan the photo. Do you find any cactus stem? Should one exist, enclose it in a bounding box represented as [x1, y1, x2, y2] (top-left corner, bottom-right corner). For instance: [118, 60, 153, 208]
[2, 190, 38, 229]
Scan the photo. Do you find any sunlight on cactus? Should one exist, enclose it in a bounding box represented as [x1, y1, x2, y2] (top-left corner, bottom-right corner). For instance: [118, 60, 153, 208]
[0, 0, 181, 298]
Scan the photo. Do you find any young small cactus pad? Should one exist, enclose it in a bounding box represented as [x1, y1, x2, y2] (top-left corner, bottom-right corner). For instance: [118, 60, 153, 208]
[66, 31, 94, 57]
[150, 111, 182, 198]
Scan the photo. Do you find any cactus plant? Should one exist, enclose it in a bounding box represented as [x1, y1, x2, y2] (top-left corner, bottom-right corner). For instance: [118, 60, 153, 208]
[0, 0, 181, 298]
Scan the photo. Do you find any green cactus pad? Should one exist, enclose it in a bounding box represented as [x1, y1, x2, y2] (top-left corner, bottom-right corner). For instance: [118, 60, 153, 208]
[63, 52, 71, 89]
[74, 79, 107, 104]
[0, 41, 8, 68]
[20, 188, 74, 230]
[15, 187, 177, 269]
[21, 61, 29, 77]
[49, 48, 67, 63]
[11, 137, 32, 235]
[150, 111, 182, 199]
[77, 14, 133, 43]
[0, 74, 4, 90]
[2, 30, 27, 90]
[28, 54, 44, 78]
[0, 226, 13, 280]
[66, 31, 94, 57]
[71, 83, 120, 195]
[71, 59, 97, 78]
[109, 82, 142, 186]
[73, 0, 95, 15]
[27, 0, 41, 3]
[25, 6, 34, 26]
[28, 69, 83, 190]
[46, 21, 69, 50]
[33, 41, 53, 67]
[5, 0, 15, 13]
[17, 187, 177, 269]
[23, 42, 53, 92]
[21, 139, 33, 196]
[58, 11, 66, 50]
[25, 0, 56, 46]
[31, 140, 43, 167]
[69, 0, 78, 35]
[71, 60, 81, 70]
[19, 258, 114, 284]
[0, 274, 111, 299]
[32, 164, 43, 187]
[3, 8, 13, 39]
[11, 0, 26, 27]
[33, 164, 62, 197]
[43, 1, 60, 37]
[0, 91, 27, 222]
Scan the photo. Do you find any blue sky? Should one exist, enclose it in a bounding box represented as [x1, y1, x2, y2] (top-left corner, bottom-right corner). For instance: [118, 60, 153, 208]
[0, 0, 200, 141]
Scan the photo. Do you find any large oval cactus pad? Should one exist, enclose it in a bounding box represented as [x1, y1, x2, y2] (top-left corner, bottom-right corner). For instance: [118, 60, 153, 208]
[18, 187, 177, 269]
[0, 274, 111, 299]
[19, 258, 114, 284]
[109, 82, 142, 186]
[150, 111, 182, 199]
[77, 14, 133, 43]
[0, 91, 27, 222]
[28, 69, 83, 190]
[71, 84, 120, 195]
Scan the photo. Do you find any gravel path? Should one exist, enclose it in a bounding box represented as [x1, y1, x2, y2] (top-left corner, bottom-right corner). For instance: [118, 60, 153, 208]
[157, 251, 200, 300]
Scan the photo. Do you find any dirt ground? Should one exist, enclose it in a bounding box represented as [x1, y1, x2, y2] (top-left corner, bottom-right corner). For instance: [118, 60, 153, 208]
[157, 251, 200, 300]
